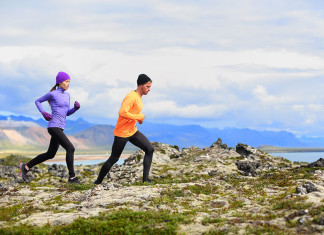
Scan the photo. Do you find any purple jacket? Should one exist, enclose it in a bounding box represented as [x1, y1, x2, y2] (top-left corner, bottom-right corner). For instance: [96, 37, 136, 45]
[35, 87, 77, 129]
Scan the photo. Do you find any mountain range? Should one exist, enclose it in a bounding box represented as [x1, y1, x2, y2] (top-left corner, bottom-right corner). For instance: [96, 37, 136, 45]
[0, 114, 324, 151]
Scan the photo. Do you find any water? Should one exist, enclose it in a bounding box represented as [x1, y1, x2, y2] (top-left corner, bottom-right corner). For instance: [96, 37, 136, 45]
[269, 152, 324, 163]
[45, 158, 125, 166]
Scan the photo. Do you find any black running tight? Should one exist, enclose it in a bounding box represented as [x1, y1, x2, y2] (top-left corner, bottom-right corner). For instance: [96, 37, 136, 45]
[95, 131, 154, 184]
[27, 127, 75, 177]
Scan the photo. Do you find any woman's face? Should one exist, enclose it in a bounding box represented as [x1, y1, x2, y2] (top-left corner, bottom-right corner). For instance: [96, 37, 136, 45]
[59, 79, 70, 90]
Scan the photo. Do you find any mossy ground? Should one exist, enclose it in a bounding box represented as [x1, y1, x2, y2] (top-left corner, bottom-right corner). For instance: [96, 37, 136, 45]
[1, 146, 324, 234]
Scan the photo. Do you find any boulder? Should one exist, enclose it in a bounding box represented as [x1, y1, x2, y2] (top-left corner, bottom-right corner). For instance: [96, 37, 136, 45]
[307, 158, 324, 168]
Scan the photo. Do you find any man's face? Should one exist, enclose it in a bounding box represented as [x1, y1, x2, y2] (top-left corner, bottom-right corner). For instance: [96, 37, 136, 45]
[140, 81, 152, 95]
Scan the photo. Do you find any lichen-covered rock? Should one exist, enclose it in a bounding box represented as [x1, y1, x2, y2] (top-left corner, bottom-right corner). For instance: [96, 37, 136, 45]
[1, 141, 324, 234]
[307, 158, 324, 168]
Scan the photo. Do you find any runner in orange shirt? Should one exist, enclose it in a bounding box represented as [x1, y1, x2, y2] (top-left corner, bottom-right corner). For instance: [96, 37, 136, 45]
[94, 74, 154, 184]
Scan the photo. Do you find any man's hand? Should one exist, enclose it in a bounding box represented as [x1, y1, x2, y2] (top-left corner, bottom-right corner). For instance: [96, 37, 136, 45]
[138, 120, 143, 124]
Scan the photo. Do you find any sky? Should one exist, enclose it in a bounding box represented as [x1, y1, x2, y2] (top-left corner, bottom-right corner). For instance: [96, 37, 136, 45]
[1, 0, 324, 137]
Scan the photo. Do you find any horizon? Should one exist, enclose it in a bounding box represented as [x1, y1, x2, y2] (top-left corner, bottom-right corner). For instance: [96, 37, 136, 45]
[1, 1, 324, 137]
[1, 112, 323, 139]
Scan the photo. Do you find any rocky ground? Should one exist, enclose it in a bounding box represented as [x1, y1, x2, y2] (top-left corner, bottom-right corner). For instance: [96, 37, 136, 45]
[0, 139, 324, 234]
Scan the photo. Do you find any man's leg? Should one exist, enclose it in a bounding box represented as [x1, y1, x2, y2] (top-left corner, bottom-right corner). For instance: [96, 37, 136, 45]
[94, 136, 128, 184]
[129, 131, 154, 182]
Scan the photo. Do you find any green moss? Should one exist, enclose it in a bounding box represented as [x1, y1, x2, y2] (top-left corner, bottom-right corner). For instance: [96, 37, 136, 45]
[245, 223, 287, 234]
[1, 155, 33, 166]
[44, 195, 68, 206]
[151, 186, 186, 206]
[66, 183, 94, 192]
[0, 209, 191, 234]
[0, 204, 34, 221]
[80, 170, 94, 178]
[202, 217, 227, 225]
[272, 196, 312, 211]
[229, 199, 245, 210]
[183, 184, 219, 195]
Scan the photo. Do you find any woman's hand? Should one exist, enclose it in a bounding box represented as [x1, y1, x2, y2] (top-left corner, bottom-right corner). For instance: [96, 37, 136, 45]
[41, 112, 52, 121]
[74, 101, 80, 110]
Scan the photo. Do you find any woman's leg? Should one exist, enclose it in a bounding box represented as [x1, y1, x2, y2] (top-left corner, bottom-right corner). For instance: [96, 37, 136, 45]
[94, 136, 128, 184]
[47, 128, 76, 178]
[27, 130, 60, 169]
[129, 131, 154, 182]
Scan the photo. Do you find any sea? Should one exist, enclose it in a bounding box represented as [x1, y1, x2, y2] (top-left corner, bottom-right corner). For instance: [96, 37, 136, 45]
[267, 152, 324, 163]
[46, 158, 125, 166]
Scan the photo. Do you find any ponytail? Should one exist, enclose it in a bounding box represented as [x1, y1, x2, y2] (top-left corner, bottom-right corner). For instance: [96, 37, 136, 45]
[50, 84, 58, 92]
[48, 84, 58, 106]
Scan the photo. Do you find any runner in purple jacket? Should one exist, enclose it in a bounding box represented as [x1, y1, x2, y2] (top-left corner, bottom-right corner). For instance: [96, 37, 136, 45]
[19, 71, 81, 184]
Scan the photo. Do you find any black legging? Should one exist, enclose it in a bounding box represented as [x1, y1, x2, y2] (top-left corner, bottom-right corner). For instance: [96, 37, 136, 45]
[27, 127, 76, 178]
[95, 131, 154, 184]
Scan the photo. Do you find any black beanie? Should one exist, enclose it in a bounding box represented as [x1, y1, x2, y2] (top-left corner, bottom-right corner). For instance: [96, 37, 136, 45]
[137, 74, 152, 86]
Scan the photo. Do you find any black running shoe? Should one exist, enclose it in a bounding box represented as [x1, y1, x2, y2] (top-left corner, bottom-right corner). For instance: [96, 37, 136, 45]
[19, 163, 29, 183]
[143, 178, 152, 183]
[68, 177, 81, 184]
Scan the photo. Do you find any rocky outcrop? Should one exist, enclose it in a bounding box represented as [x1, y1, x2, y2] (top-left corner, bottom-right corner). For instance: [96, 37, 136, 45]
[0, 139, 323, 234]
[235, 143, 291, 176]
[307, 158, 324, 168]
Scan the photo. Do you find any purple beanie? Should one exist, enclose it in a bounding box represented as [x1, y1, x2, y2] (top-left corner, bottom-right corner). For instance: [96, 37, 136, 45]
[56, 71, 70, 84]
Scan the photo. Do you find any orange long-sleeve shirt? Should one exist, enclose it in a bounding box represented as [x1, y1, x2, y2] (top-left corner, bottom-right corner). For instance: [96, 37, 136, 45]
[114, 90, 145, 137]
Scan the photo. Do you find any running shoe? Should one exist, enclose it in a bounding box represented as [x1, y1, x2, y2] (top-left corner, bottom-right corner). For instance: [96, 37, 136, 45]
[68, 177, 81, 184]
[19, 163, 29, 183]
[143, 178, 152, 183]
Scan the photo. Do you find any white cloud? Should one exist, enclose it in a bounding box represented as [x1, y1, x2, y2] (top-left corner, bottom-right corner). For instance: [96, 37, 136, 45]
[1, 1, 324, 136]
[253, 85, 276, 103]
[145, 100, 228, 118]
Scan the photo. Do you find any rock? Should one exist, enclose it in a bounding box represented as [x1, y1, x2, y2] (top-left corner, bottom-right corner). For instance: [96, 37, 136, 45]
[298, 218, 305, 224]
[235, 160, 261, 176]
[318, 216, 324, 225]
[286, 209, 309, 220]
[194, 154, 211, 162]
[208, 170, 218, 176]
[0, 183, 8, 192]
[296, 186, 307, 195]
[209, 200, 227, 208]
[299, 209, 309, 216]
[303, 182, 318, 193]
[236, 143, 258, 157]
[48, 164, 68, 178]
[211, 138, 228, 149]
[307, 158, 324, 168]
[0, 165, 18, 179]
[296, 182, 318, 194]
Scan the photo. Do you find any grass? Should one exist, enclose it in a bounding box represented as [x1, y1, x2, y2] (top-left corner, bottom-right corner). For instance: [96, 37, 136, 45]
[0, 154, 33, 166]
[183, 184, 220, 195]
[0, 204, 34, 222]
[244, 223, 287, 235]
[0, 209, 191, 234]
[271, 195, 312, 211]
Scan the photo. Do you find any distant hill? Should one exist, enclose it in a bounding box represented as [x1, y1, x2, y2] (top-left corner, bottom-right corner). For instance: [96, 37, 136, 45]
[206, 127, 304, 148]
[74, 125, 115, 147]
[0, 115, 94, 135]
[139, 122, 213, 148]
[0, 114, 324, 151]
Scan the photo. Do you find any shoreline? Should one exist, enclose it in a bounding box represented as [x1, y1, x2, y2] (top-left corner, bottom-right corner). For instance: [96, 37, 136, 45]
[29, 154, 131, 163]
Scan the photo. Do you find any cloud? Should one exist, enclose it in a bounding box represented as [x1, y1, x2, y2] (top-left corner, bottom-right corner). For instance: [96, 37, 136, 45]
[253, 85, 276, 103]
[1, 1, 324, 137]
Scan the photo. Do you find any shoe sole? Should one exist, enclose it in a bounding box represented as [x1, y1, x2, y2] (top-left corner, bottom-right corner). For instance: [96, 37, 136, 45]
[19, 163, 28, 183]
